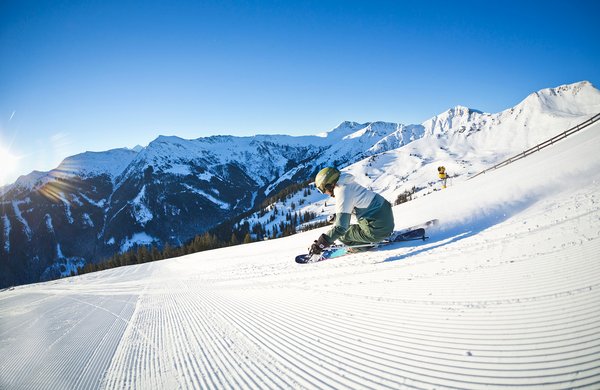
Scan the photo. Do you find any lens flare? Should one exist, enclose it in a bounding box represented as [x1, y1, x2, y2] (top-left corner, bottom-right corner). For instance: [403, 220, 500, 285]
[38, 174, 78, 203]
[36, 155, 82, 203]
[0, 145, 20, 186]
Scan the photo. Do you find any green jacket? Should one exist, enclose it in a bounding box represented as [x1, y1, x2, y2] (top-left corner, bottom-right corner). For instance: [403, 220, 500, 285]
[325, 173, 394, 244]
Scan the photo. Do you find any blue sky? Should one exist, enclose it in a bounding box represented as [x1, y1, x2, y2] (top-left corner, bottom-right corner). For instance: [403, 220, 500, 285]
[1, 0, 599, 185]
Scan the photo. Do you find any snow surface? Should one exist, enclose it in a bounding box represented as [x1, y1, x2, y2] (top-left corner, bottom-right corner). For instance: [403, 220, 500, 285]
[131, 185, 154, 226]
[55, 148, 140, 180]
[120, 232, 159, 253]
[1, 215, 9, 252]
[0, 148, 139, 196]
[11, 199, 32, 240]
[1, 119, 599, 389]
[182, 184, 230, 210]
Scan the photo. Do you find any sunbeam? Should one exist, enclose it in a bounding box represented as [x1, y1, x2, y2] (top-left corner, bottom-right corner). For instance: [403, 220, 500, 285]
[0, 144, 21, 186]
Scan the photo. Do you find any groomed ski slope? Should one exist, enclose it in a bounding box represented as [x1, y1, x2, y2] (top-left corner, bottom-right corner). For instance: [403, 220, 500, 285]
[1, 121, 600, 389]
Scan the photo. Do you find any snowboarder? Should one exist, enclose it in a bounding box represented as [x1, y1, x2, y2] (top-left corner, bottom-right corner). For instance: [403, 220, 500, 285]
[310, 167, 395, 255]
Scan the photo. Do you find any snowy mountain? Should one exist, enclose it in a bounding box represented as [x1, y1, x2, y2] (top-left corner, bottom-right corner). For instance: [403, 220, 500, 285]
[1, 107, 599, 389]
[237, 82, 600, 236]
[1, 81, 599, 288]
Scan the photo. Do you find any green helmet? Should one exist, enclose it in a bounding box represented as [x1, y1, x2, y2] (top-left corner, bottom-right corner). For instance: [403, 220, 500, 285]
[315, 167, 340, 193]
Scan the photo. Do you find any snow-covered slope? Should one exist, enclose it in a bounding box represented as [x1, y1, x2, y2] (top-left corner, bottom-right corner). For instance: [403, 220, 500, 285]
[1, 117, 599, 389]
[238, 82, 600, 237]
[2, 148, 139, 194]
[56, 148, 140, 180]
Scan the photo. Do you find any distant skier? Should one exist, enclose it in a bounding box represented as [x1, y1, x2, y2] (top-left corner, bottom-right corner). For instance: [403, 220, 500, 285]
[310, 167, 395, 255]
[438, 166, 448, 189]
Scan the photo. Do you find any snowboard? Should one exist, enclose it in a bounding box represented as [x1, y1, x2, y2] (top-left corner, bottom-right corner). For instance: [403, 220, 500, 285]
[295, 219, 438, 264]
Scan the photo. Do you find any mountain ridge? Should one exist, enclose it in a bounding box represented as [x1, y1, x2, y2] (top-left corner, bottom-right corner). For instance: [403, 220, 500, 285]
[1, 80, 598, 288]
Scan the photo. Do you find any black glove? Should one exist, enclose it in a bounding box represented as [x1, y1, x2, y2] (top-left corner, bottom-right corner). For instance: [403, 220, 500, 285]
[310, 234, 331, 255]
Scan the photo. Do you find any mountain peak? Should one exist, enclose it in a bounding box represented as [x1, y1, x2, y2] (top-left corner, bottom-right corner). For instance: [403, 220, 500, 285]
[420, 104, 485, 136]
[343, 121, 401, 140]
[55, 148, 138, 179]
[517, 80, 600, 116]
[450, 105, 481, 114]
[317, 121, 367, 138]
[153, 135, 187, 144]
[540, 80, 594, 96]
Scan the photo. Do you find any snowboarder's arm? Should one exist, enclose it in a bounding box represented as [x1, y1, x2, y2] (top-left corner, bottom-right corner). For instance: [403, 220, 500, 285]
[325, 212, 351, 242]
[309, 213, 350, 255]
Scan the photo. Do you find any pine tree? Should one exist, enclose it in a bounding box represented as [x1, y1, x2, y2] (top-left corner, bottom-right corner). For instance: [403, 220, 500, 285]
[151, 246, 162, 261]
[162, 243, 174, 259]
[137, 246, 151, 264]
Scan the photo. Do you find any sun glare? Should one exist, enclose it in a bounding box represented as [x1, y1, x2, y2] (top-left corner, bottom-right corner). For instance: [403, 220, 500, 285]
[0, 145, 20, 186]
